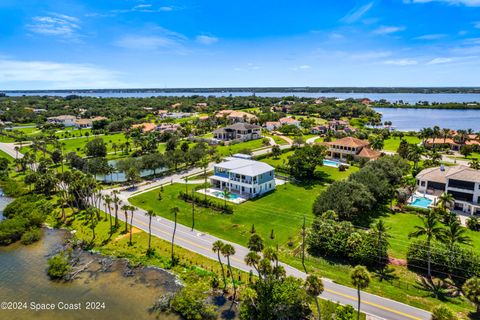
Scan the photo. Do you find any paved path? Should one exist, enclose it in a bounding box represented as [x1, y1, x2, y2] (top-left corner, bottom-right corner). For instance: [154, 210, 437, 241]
[306, 135, 320, 144]
[0, 142, 24, 158]
[99, 177, 431, 320]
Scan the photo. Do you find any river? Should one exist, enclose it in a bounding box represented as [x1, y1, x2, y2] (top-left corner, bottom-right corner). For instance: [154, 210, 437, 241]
[0, 200, 181, 320]
[5, 91, 480, 104]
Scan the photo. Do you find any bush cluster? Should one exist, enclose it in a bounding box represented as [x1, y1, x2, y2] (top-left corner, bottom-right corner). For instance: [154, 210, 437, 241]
[179, 191, 233, 214]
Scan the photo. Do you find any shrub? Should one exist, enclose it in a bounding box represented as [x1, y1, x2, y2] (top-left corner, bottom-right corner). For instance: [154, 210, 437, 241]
[179, 191, 233, 214]
[431, 305, 457, 320]
[467, 216, 480, 231]
[47, 253, 71, 279]
[0, 216, 28, 245]
[406, 240, 480, 281]
[20, 228, 42, 245]
[170, 289, 217, 320]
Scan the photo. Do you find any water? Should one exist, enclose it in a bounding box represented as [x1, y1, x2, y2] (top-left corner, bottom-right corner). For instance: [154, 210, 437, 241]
[96, 159, 167, 183]
[6, 91, 480, 104]
[374, 108, 480, 131]
[0, 228, 180, 320]
[213, 191, 241, 200]
[0, 189, 13, 221]
[322, 159, 341, 168]
[409, 196, 433, 209]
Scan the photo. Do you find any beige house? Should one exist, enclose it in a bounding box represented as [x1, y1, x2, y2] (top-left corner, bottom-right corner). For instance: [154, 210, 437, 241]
[324, 137, 381, 161]
[215, 110, 257, 123]
[213, 123, 261, 142]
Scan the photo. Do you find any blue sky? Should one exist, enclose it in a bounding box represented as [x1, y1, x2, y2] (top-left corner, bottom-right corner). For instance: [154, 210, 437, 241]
[1, 0, 480, 89]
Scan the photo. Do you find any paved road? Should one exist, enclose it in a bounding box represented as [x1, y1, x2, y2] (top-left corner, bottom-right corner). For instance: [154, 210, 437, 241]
[0, 142, 24, 158]
[99, 177, 431, 320]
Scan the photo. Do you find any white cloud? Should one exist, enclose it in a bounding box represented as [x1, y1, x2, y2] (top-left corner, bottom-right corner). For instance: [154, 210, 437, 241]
[0, 59, 125, 89]
[384, 59, 418, 65]
[26, 14, 81, 39]
[290, 65, 312, 71]
[350, 51, 392, 60]
[196, 35, 219, 45]
[414, 33, 447, 40]
[404, 0, 480, 6]
[341, 2, 374, 23]
[115, 27, 187, 52]
[373, 26, 406, 35]
[427, 57, 453, 64]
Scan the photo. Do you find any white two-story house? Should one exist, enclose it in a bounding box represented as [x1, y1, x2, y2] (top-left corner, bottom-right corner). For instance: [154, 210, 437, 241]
[213, 123, 262, 142]
[416, 165, 480, 215]
[209, 156, 276, 198]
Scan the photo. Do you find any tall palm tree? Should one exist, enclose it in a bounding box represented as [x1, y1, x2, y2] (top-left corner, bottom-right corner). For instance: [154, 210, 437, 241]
[222, 188, 231, 208]
[104, 194, 113, 234]
[200, 158, 209, 201]
[432, 126, 440, 148]
[247, 234, 264, 253]
[121, 204, 130, 234]
[221, 243, 237, 300]
[440, 128, 450, 144]
[407, 144, 424, 170]
[370, 219, 391, 266]
[350, 265, 371, 320]
[111, 190, 121, 228]
[437, 192, 455, 212]
[439, 219, 471, 272]
[145, 209, 157, 254]
[409, 210, 443, 278]
[212, 240, 227, 290]
[244, 251, 261, 278]
[304, 275, 324, 320]
[170, 207, 180, 263]
[129, 205, 135, 246]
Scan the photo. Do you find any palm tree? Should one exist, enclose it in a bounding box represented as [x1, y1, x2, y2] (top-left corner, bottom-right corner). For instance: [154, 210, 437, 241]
[145, 209, 157, 254]
[129, 205, 135, 246]
[121, 204, 130, 234]
[222, 188, 231, 208]
[439, 219, 471, 273]
[350, 265, 371, 320]
[409, 210, 443, 278]
[221, 243, 237, 299]
[304, 274, 324, 320]
[212, 240, 227, 290]
[111, 190, 121, 228]
[104, 194, 113, 234]
[247, 234, 264, 253]
[190, 189, 195, 231]
[432, 126, 440, 147]
[407, 144, 424, 170]
[183, 176, 189, 194]
[437, 192, 455, 212]
[200, 158, 209, 201]
[469, 158, 480, 170]
[463, 277, 480, 314]
[370, 219, 391, 267]
[244, 251, 261, 277]
[440, 128, 450, 144]
[170, 207, 180, 263]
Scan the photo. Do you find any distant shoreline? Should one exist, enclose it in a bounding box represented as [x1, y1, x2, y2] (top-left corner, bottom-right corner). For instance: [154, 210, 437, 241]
[3, 87, 480, 94]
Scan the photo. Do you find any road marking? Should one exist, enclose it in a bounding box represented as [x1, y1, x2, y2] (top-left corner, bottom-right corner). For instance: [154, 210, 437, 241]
[324, 289, 423, 320]
[129, 217, 424, 320]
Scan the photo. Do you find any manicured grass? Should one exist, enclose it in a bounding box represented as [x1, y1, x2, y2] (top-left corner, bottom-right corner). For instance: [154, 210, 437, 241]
[265, 134, 288, 145]
[383, 136, 421, 152]
[0, 149, 13, 160]
[377, 211, 480, 260]
[216, 139, 267, 156]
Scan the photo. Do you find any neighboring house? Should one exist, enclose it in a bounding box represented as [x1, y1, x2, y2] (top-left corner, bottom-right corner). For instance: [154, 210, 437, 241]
[74, 116, 107, 129]
[324, 137, 381, 161]
[425, 137, 480, 152]
[328, 119, 349, 131]
[132, 122, 157, 133]
[157, 123, 181, 133]
[213, 123, 262, 142]
[416, 165, 480, 215]
[279, 117, 300, 127]
[209, 156, 276, 198]
[265, 121, 281, 131]
[47, 115, 76, 126]
[159, 112, 193, 119]
[215, 110, 257, 123]
[310, 125, 328, 134]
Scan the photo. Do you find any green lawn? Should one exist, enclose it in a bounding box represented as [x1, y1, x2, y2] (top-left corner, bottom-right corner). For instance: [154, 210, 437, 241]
[216, 139, 267, 156]
[383, 136, 421, 152]
[377, 211, 480, 260]
[0, 149, 13, 160]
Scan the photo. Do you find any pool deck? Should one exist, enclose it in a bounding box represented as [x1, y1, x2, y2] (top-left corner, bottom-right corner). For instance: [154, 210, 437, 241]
[196, 188, 248, 204]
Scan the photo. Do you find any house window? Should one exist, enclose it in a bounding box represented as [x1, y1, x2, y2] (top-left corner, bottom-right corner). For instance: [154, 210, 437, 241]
[420, 181, 425, 187]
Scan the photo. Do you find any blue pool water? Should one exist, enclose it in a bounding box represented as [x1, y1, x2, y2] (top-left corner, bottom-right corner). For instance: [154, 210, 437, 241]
[323, 159, 341, 167]
[410, 196, 433, 209]
[213, 191, 241, 200]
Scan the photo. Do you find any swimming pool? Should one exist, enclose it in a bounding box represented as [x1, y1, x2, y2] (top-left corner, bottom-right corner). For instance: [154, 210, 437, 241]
[409, 196, 433, 209]
[323, 159, 342, 167]
[213, 191, 242, 200]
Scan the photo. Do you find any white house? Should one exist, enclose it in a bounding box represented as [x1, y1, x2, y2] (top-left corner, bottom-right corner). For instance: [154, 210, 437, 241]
[279, 117, 301, 127]
[47, 115, 76, 126]
[209, 156, 276, 198]
[416, 165, 480, 215]
[213, 123, 261, 142]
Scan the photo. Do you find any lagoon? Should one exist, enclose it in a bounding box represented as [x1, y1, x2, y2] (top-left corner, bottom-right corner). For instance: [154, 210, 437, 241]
[374, 108, 480, 131]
